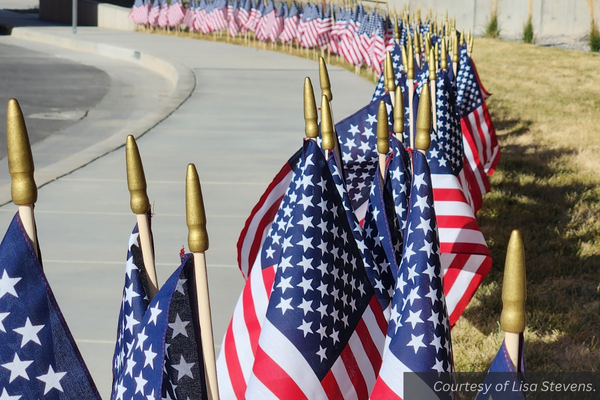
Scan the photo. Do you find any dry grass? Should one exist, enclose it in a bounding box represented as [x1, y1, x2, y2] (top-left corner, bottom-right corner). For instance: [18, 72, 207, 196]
[146, 28, 600, 372]
[453, 38, 600, 372]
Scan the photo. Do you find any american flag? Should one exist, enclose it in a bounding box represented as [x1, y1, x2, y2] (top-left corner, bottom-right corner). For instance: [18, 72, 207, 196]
[339, 6, 362, 66]
[279, 1, 299, 44]
[369, 11, 386, 75]
[370, 151, 456, 399]
[235, 0, 251, 33]
[183, 0, 197, 30]
[456, 48, 499, 212]
[427, 68, 492, 326]
[244, 139, 386, 399]
[246, 0, 263, 33]
[316, 4, 332, 48]
[148, 0, 160, 27]
[333, 94, 393, 223]
[386, 134, 412, 237]
[111, 225, 207, 400]
[195, 0, 210, 34]
[254, 0, 274, 41]
[0, 213, 102, 399]
[329, 6, 347, 56]
[476, 335, 525, 400]
[129, 0, 149, 25]
[157, 0, 169, 28]
[371, 41, 407, 101]
[356, 11, 373, 68]
[167, 0, 185, 27]
[228, 0, 240, 37]
[206, 0, 228, 32]
[270, 3, 286, 42]
[298, 3, 319, 48]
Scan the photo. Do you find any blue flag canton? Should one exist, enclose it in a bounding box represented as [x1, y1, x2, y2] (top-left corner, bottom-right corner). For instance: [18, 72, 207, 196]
[113, 225, 150, 381]
[476, 336, 525, 400]
[456, 52, 483, 118]
[260, 148, 304, 273]
[267, 140, 375, 380]
[0, 213, 101, 399]
[387, 136, 411, 233]
[372, 42, 407, 101]
[334, 95, 393, 214]
[387, 153, 454, 376]
[428, 69, 464, 177]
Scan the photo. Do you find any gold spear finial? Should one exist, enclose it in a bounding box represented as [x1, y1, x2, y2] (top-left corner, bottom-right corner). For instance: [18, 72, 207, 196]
[401, 44, 408, 71]
[415, 82, 432, 151]
[7, 99, 37, 205]
[126, 135, 150, 215]
[304, 77, 319, 139]
[468, 34, 474, 55]
[407, 41, 415, 80]
[393, 89, 404, 138]
[441, 37, 448, 70]
[428, 48, 437, 81]
[320, 94, 335, 150]
[501, 230, 527, 333]
[377, 101, 389, 155]
[394, 15, 399, 41]
[424, 33, 431, 56]
[319, 57, 333, 102]
[452, 33, 459, 63]
[186, 164, 209, 253]
[384, 52, 396, 92]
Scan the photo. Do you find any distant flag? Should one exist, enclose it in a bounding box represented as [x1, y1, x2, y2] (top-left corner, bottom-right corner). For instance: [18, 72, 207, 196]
[386, 134, 411, 238]
[228, 0, 240, 37]
[167, 0, 185, 27]
[148, 0, 161, 27]
[235, 0, 251, 33]
[195, 0, 210, 34]
[0, 213, 102, 399]
[183, 0, 197, 30]
[371, 42, 407, 102]
[340, 6, 362, 66]
[111, 226, 208, 400]
[357, 11, 374, 68]
[244, 139, 386, 400]
[427, 68, 492, 326]
[270, 2, 286, 43]
[316, 4, 332, 48]
[279, 1, 299, 44]
[475, 336, 525, 400]
[370, 150, 456, 399]
[130, 0, 149, 25]
[370, 11, 386, 75]
[157, 0, 169, 28]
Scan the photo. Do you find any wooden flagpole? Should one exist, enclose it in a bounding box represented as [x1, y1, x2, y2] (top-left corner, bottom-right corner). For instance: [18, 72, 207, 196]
[406, 39, 415, 149]
[126, 135, 159, 299]
[501, 230, 527, 370]
[415, 81, 431, 156]
[376, 100, 389, 181]
[186, 164, 219, 400]
[7, 99, 38, 257]
[428, 48, 437, 133]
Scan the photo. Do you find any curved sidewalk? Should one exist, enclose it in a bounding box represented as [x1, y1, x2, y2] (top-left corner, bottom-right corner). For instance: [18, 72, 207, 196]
[0, 26, 375, 397]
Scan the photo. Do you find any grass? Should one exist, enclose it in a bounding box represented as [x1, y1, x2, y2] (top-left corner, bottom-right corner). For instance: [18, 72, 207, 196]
[144, 27, 600, 372]
[453, 38, 600, 372]
[523, 16, 534, 44]
[591, 19, 600, 52]
[483, 9, 500, 39]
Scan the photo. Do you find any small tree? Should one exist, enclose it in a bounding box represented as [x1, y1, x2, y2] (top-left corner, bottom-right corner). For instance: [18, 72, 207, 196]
[523, 16, 534, 44]
[591, 18, 600, 52]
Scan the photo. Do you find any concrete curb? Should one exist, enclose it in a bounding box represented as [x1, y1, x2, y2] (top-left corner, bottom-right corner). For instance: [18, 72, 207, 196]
[1, 27, 196, 204]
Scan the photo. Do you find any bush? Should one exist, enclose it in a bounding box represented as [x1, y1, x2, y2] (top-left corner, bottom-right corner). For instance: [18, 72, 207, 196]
[591, 19, 600, 52]
[523, 16, 534, 44]
[484, 10, 500, 39]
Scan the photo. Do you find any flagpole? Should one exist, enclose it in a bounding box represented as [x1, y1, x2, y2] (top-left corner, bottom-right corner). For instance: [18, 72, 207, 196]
[376, 100, 389, 180]
[126, 135, 159, 299]
[7, 99, 39, 257]
[501, 230, 527, 371]
[428, 48, 437, 133]
[415, 81, 431, 156]
[319, 57, 342, 166]
[406, 40, 415, 149]
[186, 164, 219, 400]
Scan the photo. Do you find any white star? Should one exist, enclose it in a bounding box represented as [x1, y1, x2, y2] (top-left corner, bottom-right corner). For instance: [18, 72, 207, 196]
[366, 114, 377, 125]
[175, 278, 188, 295]
[36, 365, 67, 395]
[0, 388, 20, 400]
[125, 357, 136, 377]
[348, 124, 360, 135]
[420, 240, 434, 258]
[124, 283, 141, 306]
[134, 371, 147, 394]
[406, 265, 418, 283]
[135, 327, 148, 350]
[406, 333, 427, 354]
[406, 287, 421, 307]
[413, 194, 429, 212]
[0, 270, 21, 299]
[144, 344, 157, 368]
[402, 243, 416, 262]
[405, 309, 424, 329]
[276, 297, 294, 315]
[125, 311, 140, 334]
[425, 286, 438, 305]
[148, 302, 162, 325]
[416, 217, 432, 234]
[297, 319, 313, 337]
[172, 355, 195, 381]
[428, 310, 441, 329]
[316, 323, 328, 340]
[0, 312, 9, 332]
[1, 354, 32, 383]
[297, 214, 313, 230]
[297, 277, 313, 294]
[115, 380, 127, 400]
[168, 314, 189, 338]
[430, 333, 443, 352]
[330, 328, 340, 344]
[363, 127, 375, 139]
[278, 255, 293, 273]
[396, 273, 407, 293]
[413, 173, 426, 190]
[344, 138, 357, 150]
[297, 236, 313, 252]
[298, 193, 313, 209]
[276, 276, 293, 294]
[125, 256, 138, 279]
[297, 298, 313, 315]
[13, 318, 44, 348]
[432, 358, 445, 372]
[316, 346, 328, 361]
[316, 302, 328, 318]
[146, 390, 155, 400]
[423, 263, 436, 281]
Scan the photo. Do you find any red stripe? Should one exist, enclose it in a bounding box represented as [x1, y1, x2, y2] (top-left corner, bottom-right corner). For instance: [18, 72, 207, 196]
[355, 318, 382, 374]
[223, 321, 247, 399]
[439, 242, 490, 255]
[322, 370, 344, 399]
[253, 345, 309, 400]
[439, 253, 469, 292]
[370, 296, 388, 335]
[447, 256, 492, 326]
[340, 345, 369, 399]
[370, 376, 402, 400]
[432, 188, 471, 203]
[246, 197, 284, 276]
[436, 215, 481, 231]
[262, 265, 276, 300]
[242, 273, 261, 357]
[481, 102, 500, 174]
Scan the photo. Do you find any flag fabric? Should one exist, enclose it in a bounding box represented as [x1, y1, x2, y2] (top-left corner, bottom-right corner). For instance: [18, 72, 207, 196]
[111, 225, 207, 400]
[195, 0, 210, 34]
[370, 150, 456, 399]
[475, 335, 525, 400]
[386, 134, 412, 237]
[370, 11, 386, 75]
[183, 0, 197, 30]
[356, 11, 373, 68]
[244, 139, 386, 400]
[167, 0, 185, 27]
[130, 0, 149, 25]
[148, 0, 161, 27]
[316, 4, 332, 48]
[228, 0, 240, 37]
[270, 3, 286, 42]
[0, 213, 102, 399]
[427, 68, 492, 326]
[157, 0, 169, 28]
[371, 41, 407, 103]
[298, 3, 319, 48]
[279, 1, 299, 44]
[236, 0, 251, 33]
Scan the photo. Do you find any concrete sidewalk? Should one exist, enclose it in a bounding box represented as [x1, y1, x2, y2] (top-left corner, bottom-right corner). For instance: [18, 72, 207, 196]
[0, 26, 375, 397]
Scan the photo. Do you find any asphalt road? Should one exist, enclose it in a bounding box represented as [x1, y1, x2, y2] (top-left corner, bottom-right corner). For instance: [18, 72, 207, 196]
[0, 42, 110, 159]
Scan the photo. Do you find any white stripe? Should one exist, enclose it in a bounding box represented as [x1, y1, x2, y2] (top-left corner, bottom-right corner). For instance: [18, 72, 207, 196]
[438, 228, 487, 246]
[457, 168, 476, 213]
[442, 254, 487, 313]
[245, 375, 280, 400]
[347, 331, 377, 393]
[248, 319, 329, 400]
[461, 135, 488, 196]
[476, 105, 493, 164]
[361, 305, 386, 357]
[431, 174, 462, 190]
[377, 347, 412, 396]
[330, 355, 359, 400]
[434, 200, 476, 219]
[467, 113, 485, 162]
[484, 146, 500, 174]
[216, 352, 238, 400]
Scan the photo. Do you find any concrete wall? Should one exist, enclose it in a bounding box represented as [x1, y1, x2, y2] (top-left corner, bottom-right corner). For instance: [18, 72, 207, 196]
[395, 0, 600, 44]
[98, 3, 135, 31]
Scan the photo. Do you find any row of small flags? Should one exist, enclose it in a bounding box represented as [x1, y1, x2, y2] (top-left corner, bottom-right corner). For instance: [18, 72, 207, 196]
[0, 16, 525, 400]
